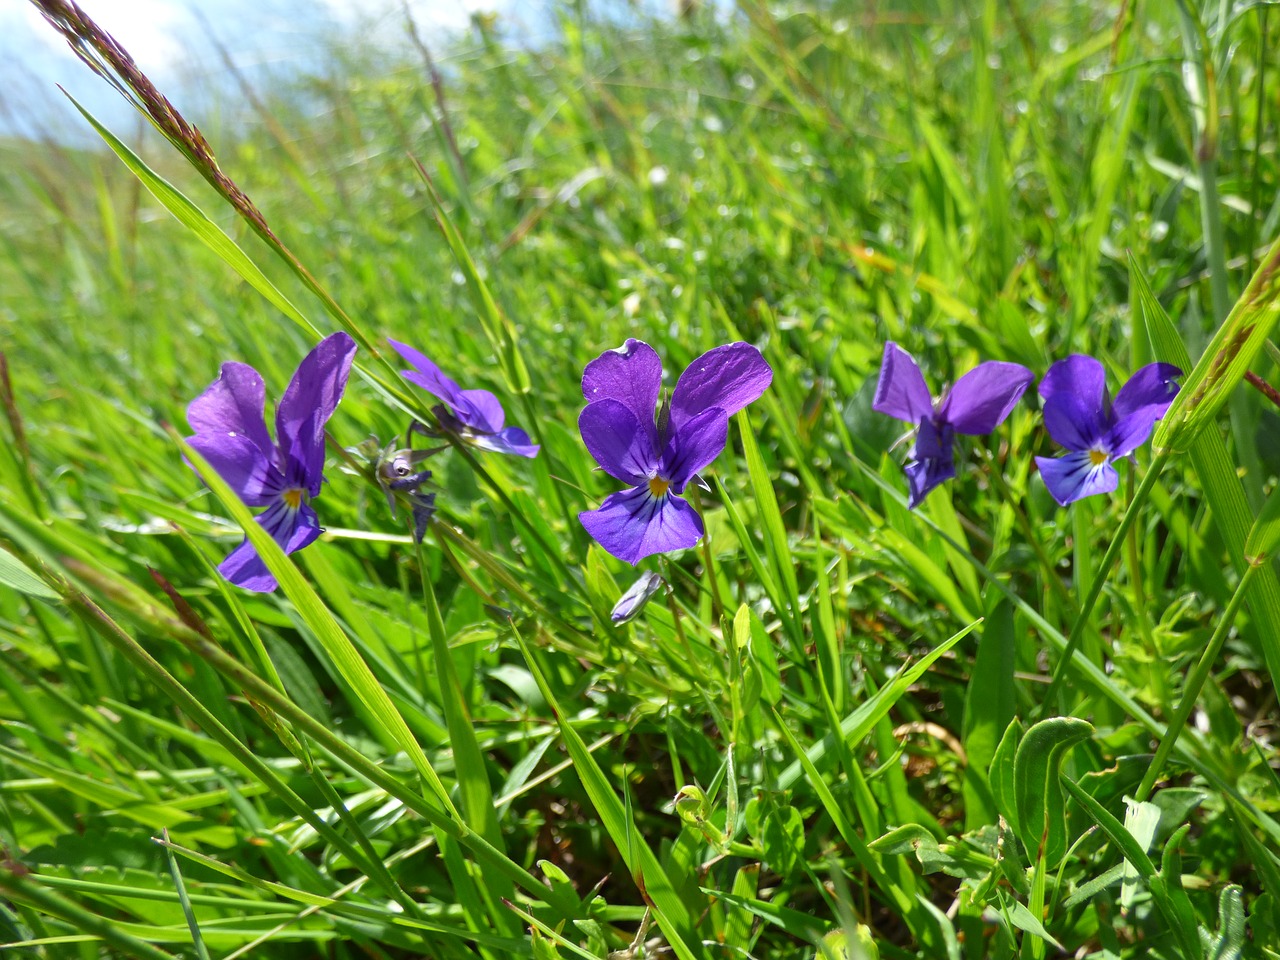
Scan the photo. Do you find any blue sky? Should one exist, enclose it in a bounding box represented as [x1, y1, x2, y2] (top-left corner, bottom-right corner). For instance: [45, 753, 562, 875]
[0, 0, 542, 139]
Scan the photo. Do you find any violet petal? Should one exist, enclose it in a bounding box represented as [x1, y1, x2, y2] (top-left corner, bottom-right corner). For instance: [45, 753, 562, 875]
[663, 407, 729, 490]
[903, 418, 955, 508]
[670, 342, 772, 429]
[1112, 363, 1182, 421]
[187, 432, 284, 507]
[1036, 452, 1119, 506]
[579, 398, 659, 484]
[217, 499, 321, 592]
[187, 361, 275, 460]
[871, 342, 934, 425]
[389, 338, 469, 412]
[1108, 407, 1169, 459]
[1039, 354, 1107, 407]
[939, 361, 1034, 435]
[470, 426, 541, 459]
[276, 332, 357, 496]
[458, 388, 506, 434]
[582, 339, 663, 425]
[1042, 391, 1106, 453]
[578, 485, 704, 565]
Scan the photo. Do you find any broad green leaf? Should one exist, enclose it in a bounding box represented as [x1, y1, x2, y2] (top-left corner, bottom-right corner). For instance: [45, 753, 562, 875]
[989, 717, 1023, 838]
[1012, 717, 1092, 867]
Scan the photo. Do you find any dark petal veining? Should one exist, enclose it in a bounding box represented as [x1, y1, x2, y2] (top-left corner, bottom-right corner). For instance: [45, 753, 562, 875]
[217, 498, 321, 593]
[578, 484, 704, 565]
[1036, 452, 1119, 506]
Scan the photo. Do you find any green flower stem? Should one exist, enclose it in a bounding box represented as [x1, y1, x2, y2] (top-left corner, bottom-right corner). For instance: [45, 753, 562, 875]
[1135, 563, 1260, 803]
[1037, 449, 1170, 717]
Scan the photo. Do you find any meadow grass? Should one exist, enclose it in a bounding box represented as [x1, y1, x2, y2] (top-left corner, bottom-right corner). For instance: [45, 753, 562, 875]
[2, 0, 1280, 956]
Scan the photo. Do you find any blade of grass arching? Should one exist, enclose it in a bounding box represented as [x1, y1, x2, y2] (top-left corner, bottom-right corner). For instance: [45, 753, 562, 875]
[64, 94, 316, 340]
[43, 576, 428, 918]
[775, 619, 979, 791]
[507, 622, 704, 960]
[771, 710, 932, 942]
[177, 432, 459, 821]
[0, 867, 178, 960]
[1131, 255, 1280, 688]
[417, 547, 519, 939]
[736, 409, 801, 634]
[411, 158, 529, 396]
[159, 829, 211, 960]
[131, 580, 583, 918]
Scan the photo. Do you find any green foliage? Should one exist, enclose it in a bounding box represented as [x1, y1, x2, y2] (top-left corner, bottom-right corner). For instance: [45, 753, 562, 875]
[2, 0, 1280, 957]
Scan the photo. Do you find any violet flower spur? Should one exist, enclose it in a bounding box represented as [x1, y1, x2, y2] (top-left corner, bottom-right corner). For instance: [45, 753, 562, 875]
[388, 339, 539, 458]
[578, 339, 772, 565]
[185, 332, 356, 593]
[1034, 355, 1181, 506]
[872, 342, 1034, 508]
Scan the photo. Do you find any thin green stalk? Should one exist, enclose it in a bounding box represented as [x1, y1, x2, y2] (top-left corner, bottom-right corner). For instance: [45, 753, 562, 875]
[1038, 451, 1170, 716]
[0, 866, 178, 960]
[1135, 564, 1259, 802]
[159, 603, 580, 918]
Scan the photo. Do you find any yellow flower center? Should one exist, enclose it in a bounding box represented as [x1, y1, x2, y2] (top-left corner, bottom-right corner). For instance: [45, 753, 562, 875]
[1088, 449, 1108, 467]
[282, 487, 305, 509]
[648, 477, 671, 498]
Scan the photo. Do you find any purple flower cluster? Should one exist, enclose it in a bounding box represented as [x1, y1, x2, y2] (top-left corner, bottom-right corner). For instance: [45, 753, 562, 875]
[184, 326, 1180, 597]
[187, 334, 539, 592]
[872, 342, 1182, 508]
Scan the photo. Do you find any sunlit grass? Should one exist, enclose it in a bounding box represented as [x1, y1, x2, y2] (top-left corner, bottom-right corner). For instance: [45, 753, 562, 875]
[1, 0, 1280, 957]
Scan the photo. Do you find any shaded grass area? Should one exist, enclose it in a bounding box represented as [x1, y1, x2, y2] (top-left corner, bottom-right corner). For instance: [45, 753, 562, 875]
[2, 0, 1280, 956]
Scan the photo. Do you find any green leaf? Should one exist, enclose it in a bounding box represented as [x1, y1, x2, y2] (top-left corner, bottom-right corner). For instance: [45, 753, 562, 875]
[760, 805, 804, 876]
[64, 94, 315, 338]
[1012, 717, 1092, 867]
[1151, 232, 1280, 453]
[176, 433, 457, 820]
[1203, 885, 1246, 960]
[1246, 482, 1280, 565]
[962, 599, 1016, 827]
[0, 547, 58, 600]
[989, 718, 1023, 838]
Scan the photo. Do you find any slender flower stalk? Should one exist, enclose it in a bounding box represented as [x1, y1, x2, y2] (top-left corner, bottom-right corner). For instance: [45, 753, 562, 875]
[872, 342, 1033, 507]
[578, 339, 772, 564]
[186, 332, 356, 592]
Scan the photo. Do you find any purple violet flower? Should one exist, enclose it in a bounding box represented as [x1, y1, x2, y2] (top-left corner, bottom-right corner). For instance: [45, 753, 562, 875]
[872, 342, 1034, 508]
[578, 339, 772, 565]
[186, 332, 357, 592]
[388, 339, 539, 458]
[1034, 355, 1181, 506]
